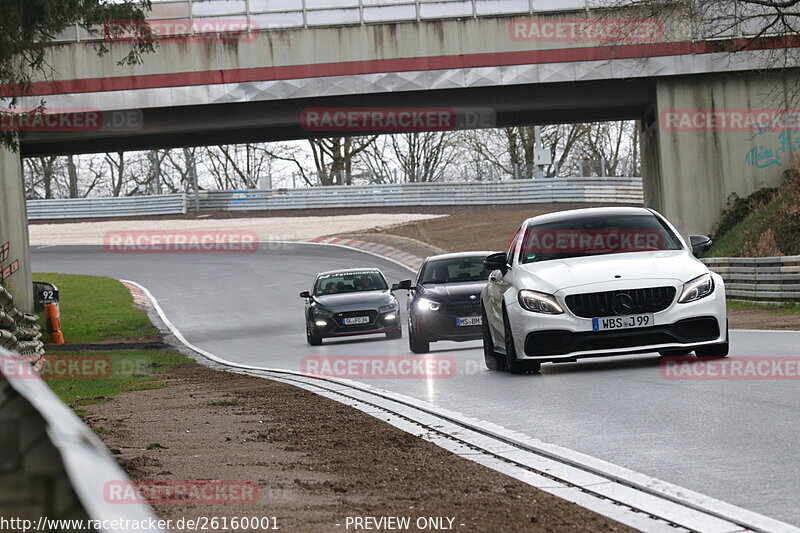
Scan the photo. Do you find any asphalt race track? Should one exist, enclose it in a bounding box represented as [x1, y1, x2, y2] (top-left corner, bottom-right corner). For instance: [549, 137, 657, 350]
[33, 243, 800, 526]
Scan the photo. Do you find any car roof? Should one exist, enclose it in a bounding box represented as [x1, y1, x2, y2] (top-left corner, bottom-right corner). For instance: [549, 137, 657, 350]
[316, 268, 384, 277]
[424, 251, 499, 262]
[523, 206, 655, 227]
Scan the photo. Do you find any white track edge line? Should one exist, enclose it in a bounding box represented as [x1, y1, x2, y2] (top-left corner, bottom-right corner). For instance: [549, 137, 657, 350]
[121, 276, 798, 533]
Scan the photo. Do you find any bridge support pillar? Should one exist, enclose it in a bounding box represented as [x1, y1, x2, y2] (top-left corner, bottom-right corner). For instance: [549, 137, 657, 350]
[0, 146, 32, 313]
[643, 70, 800, 239]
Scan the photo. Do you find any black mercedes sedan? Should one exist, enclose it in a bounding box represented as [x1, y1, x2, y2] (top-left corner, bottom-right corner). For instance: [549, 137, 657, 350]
[300, 268, 402, 345]
[393, 252, 497, 353]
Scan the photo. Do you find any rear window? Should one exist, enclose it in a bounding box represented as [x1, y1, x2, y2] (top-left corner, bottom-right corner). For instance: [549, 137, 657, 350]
[315, 271, 388, 295]
[520, 213, 682, 263]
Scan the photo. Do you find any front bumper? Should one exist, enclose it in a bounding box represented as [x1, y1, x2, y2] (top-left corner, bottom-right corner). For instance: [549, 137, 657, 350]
[509, 277, 728, 362]
[312, 310, 400, 338]
[413, 306, 482, 342]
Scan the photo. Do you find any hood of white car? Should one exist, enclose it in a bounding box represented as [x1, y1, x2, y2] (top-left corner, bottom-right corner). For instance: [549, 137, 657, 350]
[516, 250, 707, 293]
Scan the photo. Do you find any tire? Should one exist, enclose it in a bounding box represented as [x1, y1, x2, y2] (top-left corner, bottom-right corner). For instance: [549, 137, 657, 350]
[503, 307, 541, 374]
[306, 321, 322, 346]
[386, 330, 402, 340]
[695, 323, 730, 358]
[482, 304, 506, 371]
[408, 314, 430, 354]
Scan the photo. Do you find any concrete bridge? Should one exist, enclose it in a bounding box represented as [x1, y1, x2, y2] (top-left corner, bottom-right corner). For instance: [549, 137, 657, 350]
[2, 0, 800, 310]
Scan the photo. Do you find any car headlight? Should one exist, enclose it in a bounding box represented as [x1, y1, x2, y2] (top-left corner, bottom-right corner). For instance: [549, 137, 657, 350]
[416, 298, 441, 311]
[678, 273, 714, 303]
[378, 302, 398, 313]
[518, 290, 564, 315]
[312, 304, 333, 316]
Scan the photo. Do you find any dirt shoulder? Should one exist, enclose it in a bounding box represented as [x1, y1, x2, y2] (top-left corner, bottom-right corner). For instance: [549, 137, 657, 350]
[84, 362, 633, 533]
[340, 204, 800, 331]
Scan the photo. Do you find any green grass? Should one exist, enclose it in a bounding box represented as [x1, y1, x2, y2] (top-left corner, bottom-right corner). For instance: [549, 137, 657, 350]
[707, 200, 784, 257]
[44, 349, 190, 407]
[727, 300, 800, 315]
[33, 273, 158, 343]
[30, 272, 193, 406]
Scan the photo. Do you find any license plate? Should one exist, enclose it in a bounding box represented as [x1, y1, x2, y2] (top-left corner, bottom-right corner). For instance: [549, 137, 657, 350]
[456, 316, 482, 327]
[592, 314, 653, 331]
[343, 316, 370, 325]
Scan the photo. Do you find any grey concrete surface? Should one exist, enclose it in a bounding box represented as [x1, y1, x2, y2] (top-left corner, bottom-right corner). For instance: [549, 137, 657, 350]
[32, 243, 800, 525]
[0, 147, 32, 313]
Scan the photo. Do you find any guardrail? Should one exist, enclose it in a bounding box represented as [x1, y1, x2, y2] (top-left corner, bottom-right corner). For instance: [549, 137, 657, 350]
[26, 179, 643, 219]
[702, 256, 800, 304]
[198, 178, 645, 211]
[27, 194, 187, 220]
[0, 348, 166, 532]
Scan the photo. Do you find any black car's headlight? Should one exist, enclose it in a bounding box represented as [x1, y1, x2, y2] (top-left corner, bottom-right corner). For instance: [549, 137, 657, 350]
[678, 273, 714, 303]
[416, 298, 441, 312]
[518, 290, 564, 315]
[312, 304, 333, 316]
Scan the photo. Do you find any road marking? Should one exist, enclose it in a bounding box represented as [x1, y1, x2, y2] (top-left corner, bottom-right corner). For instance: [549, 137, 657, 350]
[122, 272, 800, 533]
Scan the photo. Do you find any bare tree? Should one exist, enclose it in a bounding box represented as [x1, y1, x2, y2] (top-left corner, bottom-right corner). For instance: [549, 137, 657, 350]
[204, 144, 273, 189]
[389, 132, 459, 183]
[23, 156, 65, 199]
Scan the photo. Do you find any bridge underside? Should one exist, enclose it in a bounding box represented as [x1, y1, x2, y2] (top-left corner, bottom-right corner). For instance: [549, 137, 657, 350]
[20, 78, 654, 157]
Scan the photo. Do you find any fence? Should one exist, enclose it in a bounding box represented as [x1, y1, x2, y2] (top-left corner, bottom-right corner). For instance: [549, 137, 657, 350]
[702, 256, 800, 304]
[0, 349, 166, 532]
[199, 178, 644, 211]
[51, 0, 761, 42]
[26, 179, 643, 219]
[27, 194, 187, 220]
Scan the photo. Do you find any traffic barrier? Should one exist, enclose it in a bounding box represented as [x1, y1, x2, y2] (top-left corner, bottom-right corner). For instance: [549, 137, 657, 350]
[44, 302, 65, 345]
[0, 348, 166, 532]
[197, 179, 644, 211]
[702, 256, 800, 304]
[0, 286, 44, 365]
[27, 193, 187, 220]
[25, 179, 643, 220]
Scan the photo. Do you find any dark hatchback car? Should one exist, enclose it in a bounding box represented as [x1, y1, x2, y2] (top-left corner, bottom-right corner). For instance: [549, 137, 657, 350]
[301, 268, 402, 345]
[393, 252, 497, 353]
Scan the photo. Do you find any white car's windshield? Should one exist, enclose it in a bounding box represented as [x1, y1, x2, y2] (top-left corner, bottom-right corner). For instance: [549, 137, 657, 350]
[520, 213, 683, 264]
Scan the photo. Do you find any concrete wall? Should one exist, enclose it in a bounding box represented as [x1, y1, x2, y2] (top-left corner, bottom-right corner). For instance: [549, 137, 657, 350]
[0, 147, 32, 313]
[645, 70, 800, 238]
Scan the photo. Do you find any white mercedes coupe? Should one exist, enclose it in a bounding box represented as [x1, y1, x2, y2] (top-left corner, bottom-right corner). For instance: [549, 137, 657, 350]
[481, 207, 728, 374]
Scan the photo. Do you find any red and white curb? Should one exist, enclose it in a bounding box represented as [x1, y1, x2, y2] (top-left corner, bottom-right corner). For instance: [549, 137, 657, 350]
[120, 280, 152, 309]
[309, 237, 424, 270]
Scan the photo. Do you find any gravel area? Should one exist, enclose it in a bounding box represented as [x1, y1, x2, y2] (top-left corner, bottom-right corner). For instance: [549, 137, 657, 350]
[84, 362, 635, 533]
[28, 214, 443, 246]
